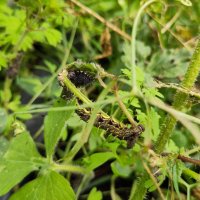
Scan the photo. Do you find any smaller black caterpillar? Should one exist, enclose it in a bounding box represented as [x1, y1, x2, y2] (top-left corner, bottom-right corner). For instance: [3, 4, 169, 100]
[68, 70, 95, 87]
[61, 70, 94, 100]
[59, 61, 96, 100]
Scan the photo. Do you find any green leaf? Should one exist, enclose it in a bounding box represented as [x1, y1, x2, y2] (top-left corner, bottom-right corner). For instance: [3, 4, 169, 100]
[132, 143, 141, 152]
[9, 170, 75, 200]
[44, 99, 75, 158]
[136, 41, 151, 59]
[149, 108, 160, 141]
[145, 173, 166, 192]
[19, 34, 33, 51]
[165, 139, 179, 153]
[87, 187, 102, 200]
[7, 96, 32, 120]
[121, 67, 144, 87]
[172, 163, 181, 199]
[143, 88, 164, 99]
[84, 152, 115, 171]
[111, 161, 132, 178]
[0, 132, 43, 196]
[144, 179, 154, 189]
[118, 91, 140, 108]
[104, 142, 120, 155]
[88, 128, 104, 151]
[16, 77, 43, 96]
[147, 49, 190, 79]
[44, 60, 56, 74]
[136, 66, 145, 87]
[121, 68, 131, 79]
[43, 27, 62, 46]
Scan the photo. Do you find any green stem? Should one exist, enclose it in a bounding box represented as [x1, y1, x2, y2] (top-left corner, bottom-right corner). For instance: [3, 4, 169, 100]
[186, 146, 200, 155]
[76, 172, 94, 199]
[155, 39, 200, 154]
[15, 95, 130, 114]
[51, 163, 87, 174]
[131, 0, 159, 92]
[179, 179, 190, 200]
[182, 168, 200, 181]
[62, 76, 92, 105]
[129, 0, 160, 199]
[129, 173, 149, 200]
[65, 84, 111, 162]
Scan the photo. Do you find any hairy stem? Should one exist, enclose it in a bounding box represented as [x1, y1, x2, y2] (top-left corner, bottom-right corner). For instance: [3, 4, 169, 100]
[155, 39, 200, 153]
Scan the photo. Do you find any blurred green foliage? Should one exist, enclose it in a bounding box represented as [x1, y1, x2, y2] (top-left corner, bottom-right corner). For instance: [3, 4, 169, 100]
[0, 0, 199, 199]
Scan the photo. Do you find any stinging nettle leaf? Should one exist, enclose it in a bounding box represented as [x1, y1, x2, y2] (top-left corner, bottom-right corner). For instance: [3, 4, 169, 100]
[149, 108, 160, 141]
[44, 99, 75, 158]
[172, 163, 181, 199]
[0, 132, 44, 196]
[9, 170, 75, 200]
[44, 28, 62, 47]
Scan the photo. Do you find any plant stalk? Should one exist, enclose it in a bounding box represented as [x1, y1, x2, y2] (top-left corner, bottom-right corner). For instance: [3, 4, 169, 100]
[155, 39, 200, 153]
[131, 0, 159, 92]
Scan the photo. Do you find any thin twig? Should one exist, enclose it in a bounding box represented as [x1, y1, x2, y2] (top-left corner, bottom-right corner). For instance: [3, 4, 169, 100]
[178, 155, 200, 166]
[155, 80, 200, 99]
[68, 0, 131, 41]
[162, 152, 200, 166]
[147, 11, 192, 51]
[114, 86, 137, 127]
[161, 9, 181, 33]
[142, 161, 166, 200]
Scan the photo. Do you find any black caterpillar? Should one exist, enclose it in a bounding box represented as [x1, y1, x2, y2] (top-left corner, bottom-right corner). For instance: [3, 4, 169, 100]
[58, 61, 145, 148]
[75, 109, 144, 148]
[68, 69, 95, 87]
[60, 62, 96, 100]
[61, 70, 94, 100]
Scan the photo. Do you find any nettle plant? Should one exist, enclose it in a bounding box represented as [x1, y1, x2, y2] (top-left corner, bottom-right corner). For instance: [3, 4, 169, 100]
[0, 0, 200, 200]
